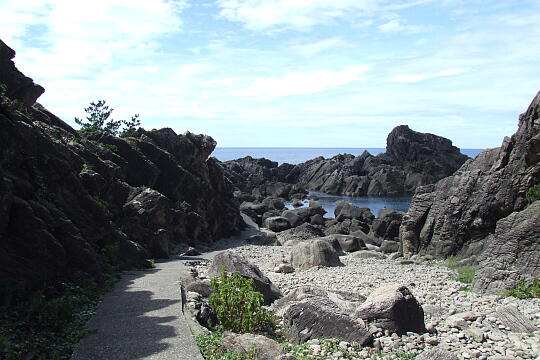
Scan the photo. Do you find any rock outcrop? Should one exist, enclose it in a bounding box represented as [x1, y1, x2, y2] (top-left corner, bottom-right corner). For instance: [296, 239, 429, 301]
[284, 125, 468, 197]
[400, 92, 540, 266]
[221, 126, 468, 199]
[0, 40, 242, 293]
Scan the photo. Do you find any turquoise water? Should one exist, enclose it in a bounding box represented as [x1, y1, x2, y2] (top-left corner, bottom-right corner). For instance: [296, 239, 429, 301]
[286, 191, 412, 218]
[212, 147, 483, 164]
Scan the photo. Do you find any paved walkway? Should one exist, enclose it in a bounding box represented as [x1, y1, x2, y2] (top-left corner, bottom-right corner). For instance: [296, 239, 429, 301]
[71, 259, 203, 360]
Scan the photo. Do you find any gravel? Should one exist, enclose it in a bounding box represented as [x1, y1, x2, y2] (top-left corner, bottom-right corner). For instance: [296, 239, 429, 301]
[192, 240, 540, 360]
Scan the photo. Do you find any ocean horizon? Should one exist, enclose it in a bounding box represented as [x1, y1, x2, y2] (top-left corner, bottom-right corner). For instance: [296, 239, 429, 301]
[212, 147, 484, 165]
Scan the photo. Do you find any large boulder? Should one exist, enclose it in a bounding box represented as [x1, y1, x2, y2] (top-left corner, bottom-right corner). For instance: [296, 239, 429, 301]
[355, 284, 426, 335]
[290, 240, 344, 270]
[221, 332, 286, 360]
[207, 251, 282, 304]
[334, 202, 374, 224]
[282, 301, 373, 345]
[276, 223, 324, 246]
[400, 92, 540, 259]
[263, 216, 291, 232]
[372, 209, 404, 240]
[319, 234, 367, 253]
[472, 201, 540, 294]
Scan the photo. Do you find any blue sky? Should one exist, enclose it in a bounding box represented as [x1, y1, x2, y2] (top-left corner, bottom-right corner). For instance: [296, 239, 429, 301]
[1, 0, 539, 148]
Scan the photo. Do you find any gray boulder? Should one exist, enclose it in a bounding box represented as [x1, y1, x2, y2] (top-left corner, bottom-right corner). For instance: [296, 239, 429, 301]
[185, 279, 215, 298]
[221, 332, 286, 360]
[277, 223, 324, 245]
[319, 234, 367, 253]
[372, 209, 404, 240]
[355, 284, 426, 335]
[207, 251, 282, 304]
[334, 201, 375, 224]
[263, 216, 291, 232]
[494, 305, 536, 333]
[282, 301, 373, 345]
[416, 348, 459, 360]
[380, 240, 400, 254]
[354, 250, 387, 260]
[290, 240, 344, 270]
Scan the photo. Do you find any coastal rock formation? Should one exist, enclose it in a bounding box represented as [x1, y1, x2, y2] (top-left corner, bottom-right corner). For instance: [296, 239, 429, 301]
[400, 92, 540, 269]
[284, 125, 469, 197]
[221, 126, 468, 198]
[0, 40, 242, 292]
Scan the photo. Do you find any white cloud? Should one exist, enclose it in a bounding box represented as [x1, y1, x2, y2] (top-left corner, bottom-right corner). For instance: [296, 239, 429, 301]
[292, 37, 348, 57]
[377, 18, 424, 33]
[234, 65, 371, 97]
[389, 68, 464, 83]
[216, 0, 429, 31]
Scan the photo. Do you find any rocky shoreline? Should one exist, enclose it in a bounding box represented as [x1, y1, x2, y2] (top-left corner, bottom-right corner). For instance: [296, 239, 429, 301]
[185, 233, 540, 360]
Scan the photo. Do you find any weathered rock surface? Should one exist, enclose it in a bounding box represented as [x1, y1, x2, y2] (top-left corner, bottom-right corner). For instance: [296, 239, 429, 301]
[0, 39, 242, 292]
[207, 251, 282, 304]
[263, 216, 291, 232]
[290, 240, 344, 270]
[282, 301, 373, 345]
[400, 92, 540, 272]
[276, 223, 325, 245]
[472, 201, 540, 294]
[319, 234, 367, 253]
[355, 284, 426, 335]
[221, 332, 286, 360]
[416, 348, 459, 360]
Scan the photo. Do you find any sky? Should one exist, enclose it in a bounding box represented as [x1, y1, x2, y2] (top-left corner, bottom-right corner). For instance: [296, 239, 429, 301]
[1, 0, 539, 148]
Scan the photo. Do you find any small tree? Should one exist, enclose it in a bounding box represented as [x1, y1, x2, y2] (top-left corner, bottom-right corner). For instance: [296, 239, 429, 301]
[75, 100, 141, 137]
[120, 114, 141, 138]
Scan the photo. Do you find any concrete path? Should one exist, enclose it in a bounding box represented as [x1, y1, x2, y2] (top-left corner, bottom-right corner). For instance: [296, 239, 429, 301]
[71, 259, 203, 360]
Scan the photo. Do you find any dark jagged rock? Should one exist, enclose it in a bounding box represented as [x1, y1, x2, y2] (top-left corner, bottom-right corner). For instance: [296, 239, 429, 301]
[401, 92, 540, 262]
[0, 39, 44, 106]
[0, 39, 242, 292]
[285, 126, 468, 197]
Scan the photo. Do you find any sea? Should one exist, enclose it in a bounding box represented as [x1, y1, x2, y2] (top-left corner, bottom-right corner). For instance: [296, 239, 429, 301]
[211, 147, 484, 216]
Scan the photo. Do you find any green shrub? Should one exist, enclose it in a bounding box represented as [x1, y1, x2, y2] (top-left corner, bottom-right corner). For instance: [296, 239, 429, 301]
[209, 271, 275, 334]
[196, 332, 256, 360]
[526, 184, 540, 204]
[505, 279, 540, 299]
[0, 282, 104, 360]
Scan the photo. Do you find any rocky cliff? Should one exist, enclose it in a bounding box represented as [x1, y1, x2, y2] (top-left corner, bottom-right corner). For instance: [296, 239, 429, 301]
[400, 92, 540, 292]
[0, 39, 242, 292]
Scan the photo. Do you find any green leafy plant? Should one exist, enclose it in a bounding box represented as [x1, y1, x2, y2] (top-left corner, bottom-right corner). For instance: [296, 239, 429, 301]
[505, 279, 540, 299]
[0, 281, 106, 360]
[526, 183, 540, 204]
[74, 100, 141, 136]
[145, 259, 156, 269]
[196, 332, 256, 360]
[209, 271, 275, 334]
